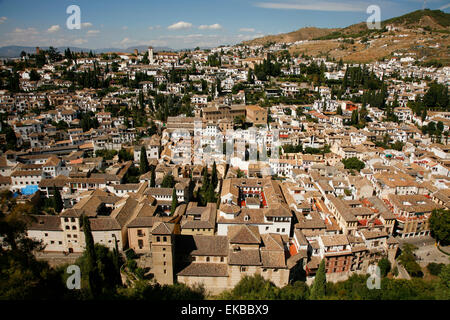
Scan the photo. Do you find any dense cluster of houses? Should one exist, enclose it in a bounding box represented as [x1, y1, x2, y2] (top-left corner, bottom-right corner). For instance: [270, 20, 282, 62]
[0, 41, 448, 294]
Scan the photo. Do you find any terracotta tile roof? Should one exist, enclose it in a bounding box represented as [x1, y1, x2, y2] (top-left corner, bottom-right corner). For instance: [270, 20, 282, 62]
[260, 250, 286, 268]
[177, 263, 228, 277]
[90, 217, 121, 231]
[228, 248, 261, 266]
[151, 221, 175, 235]
[228, 225, 261, 244]
[28, 215, 61, 231]
[190, 235, 229, 256]
[320, 234, 349, 247]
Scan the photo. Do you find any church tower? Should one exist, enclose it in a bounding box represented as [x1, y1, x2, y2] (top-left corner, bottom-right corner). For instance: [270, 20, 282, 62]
[148, 46, 154, 64]
[150, 222, 175, 285]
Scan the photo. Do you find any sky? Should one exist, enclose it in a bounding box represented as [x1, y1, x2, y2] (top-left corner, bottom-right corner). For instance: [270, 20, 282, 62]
[0, 0, 449, 49]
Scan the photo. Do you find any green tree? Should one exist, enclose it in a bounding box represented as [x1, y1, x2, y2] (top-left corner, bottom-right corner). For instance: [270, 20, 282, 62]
[279, 281, 309, 300]
[117, 280, 205, 300]
[219, 275, 279, 300]
[171, 188, 178, 215]
[0, 199, 69, 299]
[29, 69, 40, 81]
[161, 174, 175, 188]
[378, 258, 391, 277]
[398, 244, 423, 278]
[81, 215, 101, 298]
[429, 209, 450, 245]
[150, 166, 156, 188]
[351, 109, 359, 125]
[205, 183, 216, 203]
[118, 148, 133, 162]
[427, 263, 444, 276]
[435, 264, 450, 300]
[139, 146, 150, 175]
[342, 157, 365, 171]
[310, 259, 326, 299]
[52, 185, 63, 214]
[211, 161, 218, 190]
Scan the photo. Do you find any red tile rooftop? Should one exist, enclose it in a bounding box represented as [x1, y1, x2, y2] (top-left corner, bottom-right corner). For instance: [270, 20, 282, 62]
[374, 219, 383, 225]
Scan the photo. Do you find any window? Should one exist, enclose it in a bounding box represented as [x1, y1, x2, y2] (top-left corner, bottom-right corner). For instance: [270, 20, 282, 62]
[156, 236, 160, 242]
[206, 257, 210, 262]
[163, 248, 166, 251]
[220, 257, 224, 262]
[72, 226, 76, 230]
[163, 236, 167, 242]
[67, 234, 71, 238]
[50, 241, 54, 244]
[240, 267, 247, 272]
[44, 233, 48, 237]
[65, 226, 70, 230]
[73, 234, 77, 238]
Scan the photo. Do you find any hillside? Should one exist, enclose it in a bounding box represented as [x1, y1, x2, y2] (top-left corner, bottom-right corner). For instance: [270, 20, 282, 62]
[383, 9, 450, 28]
[242, 27, 338, 46]
[243, 9, 450, 46]
[243, 9, 450, 64]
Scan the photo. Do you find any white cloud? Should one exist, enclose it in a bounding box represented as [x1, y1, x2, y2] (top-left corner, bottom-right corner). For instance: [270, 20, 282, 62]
[81, 22, 93, 28]
[198, 23, 222, 30]
[73, 38, 88, 45]
[12, 27, 39, 35]
[47, 25, 60, 33]
[87, 30, 100, 35]
[167, 21, 192, 30]
[0, 17, 7, 24]
[254, 1, 367, 12]
[239, 27, 255, 32]
[440, 3, 450, 10]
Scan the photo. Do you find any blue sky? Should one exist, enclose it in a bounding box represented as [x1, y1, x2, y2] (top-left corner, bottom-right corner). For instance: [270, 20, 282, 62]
[0, 0, 449, 49]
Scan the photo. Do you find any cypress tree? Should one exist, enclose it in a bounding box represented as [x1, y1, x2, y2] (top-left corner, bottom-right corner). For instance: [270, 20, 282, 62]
[150, 166, 156, 188]
[52, 185, 63, 213]
[81, 215, 101, 298]
[140, 145, 150, 175]
[206, 183, 216, 204]
[211, 161, 218, 190]
[310, 259, 327, 299]
[171, 188, 178, 215]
